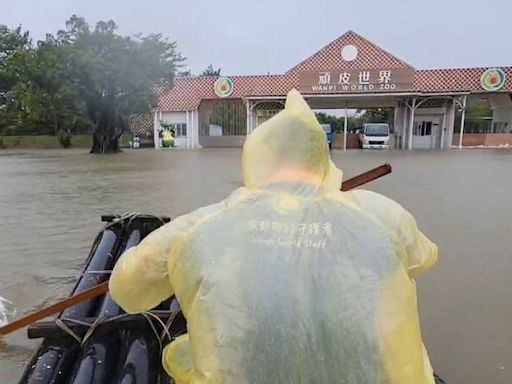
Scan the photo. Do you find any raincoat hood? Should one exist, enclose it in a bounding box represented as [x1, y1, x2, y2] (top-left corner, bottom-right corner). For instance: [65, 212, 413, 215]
[242, 90, 342, 191]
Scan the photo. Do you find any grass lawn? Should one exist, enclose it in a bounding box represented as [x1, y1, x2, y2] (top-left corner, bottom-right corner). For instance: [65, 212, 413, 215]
[0, 134, 135, 149]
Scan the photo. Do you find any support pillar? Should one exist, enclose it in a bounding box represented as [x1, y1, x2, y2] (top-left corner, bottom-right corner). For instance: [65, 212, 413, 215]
[401, 101, 408, 150]
[393, 102, 400, 149]
[408, 98, 417, 151]
[440, 103, 446, 149]
[458, 95, 468, 149]
[447, 100, 456, 148]
[186, 111, 191, 149]
[153, 111, 160, 149]
[191, 110, 195, 148]
[193, 110, 201, 148]
[246, 100, 251, 136]
[343, 102, 348, 151]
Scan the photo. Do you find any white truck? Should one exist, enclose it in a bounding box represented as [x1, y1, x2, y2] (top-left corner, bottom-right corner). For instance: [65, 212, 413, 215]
[359, 123, 390, 149]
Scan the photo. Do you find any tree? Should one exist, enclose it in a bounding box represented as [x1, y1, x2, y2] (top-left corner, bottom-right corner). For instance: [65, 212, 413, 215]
[201, 64, 221, 77]
[0, 25, 31, 105]
[316, 109, 393, 134]
[357, 108, 392, 125]
[464, 98, 492, 133]
[0, 17, 185, 150]
[54, 16, 185, 153]
[315, 112, 344, 133]
[4, 38, 83, 135]
[315, 112, 358, 133]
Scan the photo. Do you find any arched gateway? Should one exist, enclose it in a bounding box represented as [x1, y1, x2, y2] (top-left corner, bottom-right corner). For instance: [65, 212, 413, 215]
[153, 31, 512, 150]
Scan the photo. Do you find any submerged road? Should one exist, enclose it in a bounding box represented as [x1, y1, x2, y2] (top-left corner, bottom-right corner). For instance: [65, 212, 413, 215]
[0, 148, 510, 383]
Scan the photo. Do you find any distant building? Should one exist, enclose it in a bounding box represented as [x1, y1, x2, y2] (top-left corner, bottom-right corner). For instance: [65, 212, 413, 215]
[154, 31, 512, 150]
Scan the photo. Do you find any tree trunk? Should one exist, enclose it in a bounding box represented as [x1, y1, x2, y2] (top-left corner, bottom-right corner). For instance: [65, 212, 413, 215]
[53, 110, 59, 135]
[89, 132, 122, 154]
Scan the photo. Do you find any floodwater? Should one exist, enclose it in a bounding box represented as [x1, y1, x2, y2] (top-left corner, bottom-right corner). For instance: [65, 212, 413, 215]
[0, 148, 511, 383]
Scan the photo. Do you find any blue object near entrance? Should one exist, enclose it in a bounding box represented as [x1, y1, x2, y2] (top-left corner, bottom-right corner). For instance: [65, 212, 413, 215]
[321, 124, 333, 150]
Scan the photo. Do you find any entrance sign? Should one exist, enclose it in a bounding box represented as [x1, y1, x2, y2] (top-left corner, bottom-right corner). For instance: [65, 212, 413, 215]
[480, 68, 506, 92]
[214, 77, 234, 97]
[298, 69, 414, 94]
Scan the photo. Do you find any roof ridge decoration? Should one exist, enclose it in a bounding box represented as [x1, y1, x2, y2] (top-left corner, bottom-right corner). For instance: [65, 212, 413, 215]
[286, 30, 415, 74]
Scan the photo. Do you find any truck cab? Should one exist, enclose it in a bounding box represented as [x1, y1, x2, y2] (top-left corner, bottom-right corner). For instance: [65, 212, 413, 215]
[359, 123, 390, 149]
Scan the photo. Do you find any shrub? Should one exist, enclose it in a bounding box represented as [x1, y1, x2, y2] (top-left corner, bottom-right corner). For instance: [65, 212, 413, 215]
[58, 130, 72, 148]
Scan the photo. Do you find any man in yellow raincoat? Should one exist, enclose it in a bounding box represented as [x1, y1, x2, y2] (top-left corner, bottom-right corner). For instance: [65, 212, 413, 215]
[110, 89, 438, 384]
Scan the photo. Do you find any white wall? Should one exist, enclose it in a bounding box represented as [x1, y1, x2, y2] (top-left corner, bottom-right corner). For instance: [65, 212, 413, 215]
[415, 107, 446, 116]
[487, 94, 512, 132]
[161, 112, 187, 124]
[393, 105, 407, 149]
[487, 94, 512, 109]
[447, 101, 456, 148]
[153, 112, 159, 149]
[493, 107, 512, 123]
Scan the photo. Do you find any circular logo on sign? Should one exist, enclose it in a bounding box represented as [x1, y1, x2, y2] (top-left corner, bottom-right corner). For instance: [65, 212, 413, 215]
[481, 68, 506, 91]
[341, 44, 358, 62]
[214, 77, 234, 97]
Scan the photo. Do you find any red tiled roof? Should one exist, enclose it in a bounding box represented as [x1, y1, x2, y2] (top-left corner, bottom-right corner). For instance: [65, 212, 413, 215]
[158, 31, 512, 112]
[129, 113, 153, 138]
[414, 67, 512, 93]
[157, 75, 294, 111]
[287, 30, 413, 74]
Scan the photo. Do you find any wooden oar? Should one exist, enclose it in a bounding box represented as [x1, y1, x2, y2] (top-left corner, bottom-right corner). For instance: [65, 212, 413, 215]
[0, 282, 109, 336]
[0, 163, 392, 337]
[341, 163, 392, 191]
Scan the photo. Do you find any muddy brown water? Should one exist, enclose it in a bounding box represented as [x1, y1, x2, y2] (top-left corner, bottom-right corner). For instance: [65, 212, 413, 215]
[0, 148, 511, 383]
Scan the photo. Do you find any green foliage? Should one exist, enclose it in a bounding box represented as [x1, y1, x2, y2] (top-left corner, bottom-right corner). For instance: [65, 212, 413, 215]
[209, 100, 246, 135]
[0, 25, 31, 63]
[57, 16, 185, 152]
[58, 129, 72, 148]
[3, 38, 84, 135]
[315, 112, 344, 133]
[464, 98, 492, 133]
[0, 15, 185, 153]
[0, 134, 139, 148]
[0, 136, 3, 147]
[466, 98, 492, 119]
[201, 64, 221, 76]
[357, 108, 392, 126]
[0, 25, 31, 99]
[316, 108, 393, 133]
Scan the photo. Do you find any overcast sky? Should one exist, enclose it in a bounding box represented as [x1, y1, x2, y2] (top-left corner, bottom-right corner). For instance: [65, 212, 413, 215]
[2, 0, 512, 76]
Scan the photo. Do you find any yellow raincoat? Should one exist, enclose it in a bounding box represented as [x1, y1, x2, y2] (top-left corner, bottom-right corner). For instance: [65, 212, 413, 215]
[110, 90, 438, 384]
